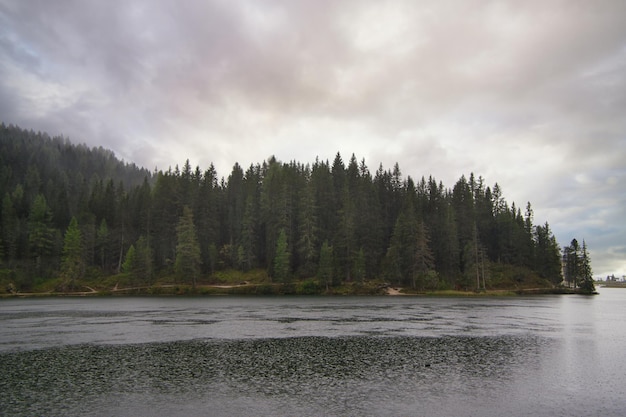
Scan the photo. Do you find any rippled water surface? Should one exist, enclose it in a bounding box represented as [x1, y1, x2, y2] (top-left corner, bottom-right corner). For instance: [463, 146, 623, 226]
[1, 289, 625, 416]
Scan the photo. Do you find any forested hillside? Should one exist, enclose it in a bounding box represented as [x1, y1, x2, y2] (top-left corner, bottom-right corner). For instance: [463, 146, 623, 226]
[1, 123, 564, 293]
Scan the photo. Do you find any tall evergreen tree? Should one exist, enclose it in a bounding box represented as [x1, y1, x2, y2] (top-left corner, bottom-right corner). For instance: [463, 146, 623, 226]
[384, 206, 417, 287]
[175, 206, 201, 287]
[273, 228, 290, 283]
[226, 163, 245, 245]
[27, 194, 55, 275]
[123, 236, 153, 285]
[61, 217, 84, 290]
[335, 185, 356, 281]
[563, 238, 580, 288]
[239, 195, 257, 272]
[353, 247, 366, 284]
[96, 219, 110, 270]
[195, 164, 220, 273]
[1, 193, 19, 262]
[296, 176, 318, 277]
[261, 159, 290, 268]
[579, 240, 595, 293]
[534, 222, 562, 285]
[413, 221, 436, 290]
[317, 240, 333, 290]
[122, 244, 136, 275]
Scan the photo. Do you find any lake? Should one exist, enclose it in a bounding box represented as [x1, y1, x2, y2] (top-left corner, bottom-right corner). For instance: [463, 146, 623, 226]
[1, 288, 625, 416]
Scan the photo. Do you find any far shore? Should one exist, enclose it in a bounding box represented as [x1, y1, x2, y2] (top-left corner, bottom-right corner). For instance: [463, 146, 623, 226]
[1, 283, 597, 298]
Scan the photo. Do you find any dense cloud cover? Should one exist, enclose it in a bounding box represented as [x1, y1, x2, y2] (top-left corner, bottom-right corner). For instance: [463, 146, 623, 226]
[1, 0, 625, 276]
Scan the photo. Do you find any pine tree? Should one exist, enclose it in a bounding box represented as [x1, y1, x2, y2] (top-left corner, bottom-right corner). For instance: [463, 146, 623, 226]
[384, 210, 411, 286]
[175, 206, 202, 288]
[317, 240, 333, 290]
[123, 236, 153, 285]
[1, 193, 18, 262]
[226, 163, 245, 245]
[239, 195, 257, 271]
[413, 221, 436, 290]
[135, 236, 154, 284]
[579, 240, 595, 293]
[273, 228, 290, 283]
[335, 185, 356, 281]
[563, 239, 580, 288]
[296, 177, 318, 277]
[122, 244, 136, 274]
[61, 217, 84, 290]
[195, 164, 220, 273]
[208, 242, 218, 274]
[534, 222, 562, 285]
[354, 247, 366, 284]
[261, 159, 289, 268]
[28, 194, 55, 275]
[96, 219, 110, 270]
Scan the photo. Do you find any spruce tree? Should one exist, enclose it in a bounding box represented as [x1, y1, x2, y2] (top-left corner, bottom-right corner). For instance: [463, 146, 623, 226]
[317, 240, 333, 290]
[239, 195, 257, 271]
[28, 194, 55, 275]
[96, 219, 110, 270]
[579, 240, 595, 293]
[296, 178, 318, 277]
[1, 193, 18, 262]
[273, 228, 290, 283]
[135, 236, 154, 284]
[564, 239, 580, 288]
[354, 247, 366, 284]
[61, 217, 84, 290]
[122, 244, 136, 274]
[175, 206, 201, 288]
[534, 222, 562, 285]
[413, 221, 435, 290]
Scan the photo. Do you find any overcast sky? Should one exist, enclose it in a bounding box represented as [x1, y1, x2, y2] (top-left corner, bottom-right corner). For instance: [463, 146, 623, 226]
[1, 0, 625, 277]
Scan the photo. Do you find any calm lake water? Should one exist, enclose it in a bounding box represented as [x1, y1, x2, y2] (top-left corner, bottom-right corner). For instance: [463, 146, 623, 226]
[1, 288, 625, 416]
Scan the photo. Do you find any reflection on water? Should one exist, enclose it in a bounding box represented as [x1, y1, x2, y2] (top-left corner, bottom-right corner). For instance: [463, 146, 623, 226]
[1, 290, 626, 416]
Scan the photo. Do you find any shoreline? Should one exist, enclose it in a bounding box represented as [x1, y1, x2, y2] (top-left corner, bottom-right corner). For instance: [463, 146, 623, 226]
[1, 284, 597, 298]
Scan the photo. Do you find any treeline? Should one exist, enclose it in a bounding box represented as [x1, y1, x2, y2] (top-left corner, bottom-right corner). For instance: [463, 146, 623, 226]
[1, 123, 564, 292]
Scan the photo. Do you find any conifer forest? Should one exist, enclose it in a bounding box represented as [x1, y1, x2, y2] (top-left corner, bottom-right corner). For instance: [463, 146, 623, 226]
[1, 123, 586, 294]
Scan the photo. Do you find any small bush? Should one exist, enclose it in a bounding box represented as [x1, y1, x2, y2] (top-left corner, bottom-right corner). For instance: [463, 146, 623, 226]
[254, 284, 277, 295]
[297, 279, 321, 295]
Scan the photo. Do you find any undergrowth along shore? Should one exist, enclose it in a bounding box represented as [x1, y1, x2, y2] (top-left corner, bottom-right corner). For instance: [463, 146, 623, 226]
[1, 267, 597, 297]
[1, 281, 597, 297]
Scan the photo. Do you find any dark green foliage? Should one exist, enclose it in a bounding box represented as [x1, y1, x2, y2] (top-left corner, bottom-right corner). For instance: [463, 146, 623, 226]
[297, 279, 322, 295]
[0, 123, 572, 290]
[563, 238, 595, 293]
[317, 240, 333, 290]
[272, 229, 290, 283]
[353, 248, 366, 284]
[28, 194, 56, 276]
[563, 238, 580, 288]
[61, 217, 83, 289]
[122, 244, 136, 274]
[534, 222, 562, 285]
[122, 236, 153, 285]
[413, 221, 436, 290]
[175, 206, 201, 287]
[96, 219, 110, 270]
